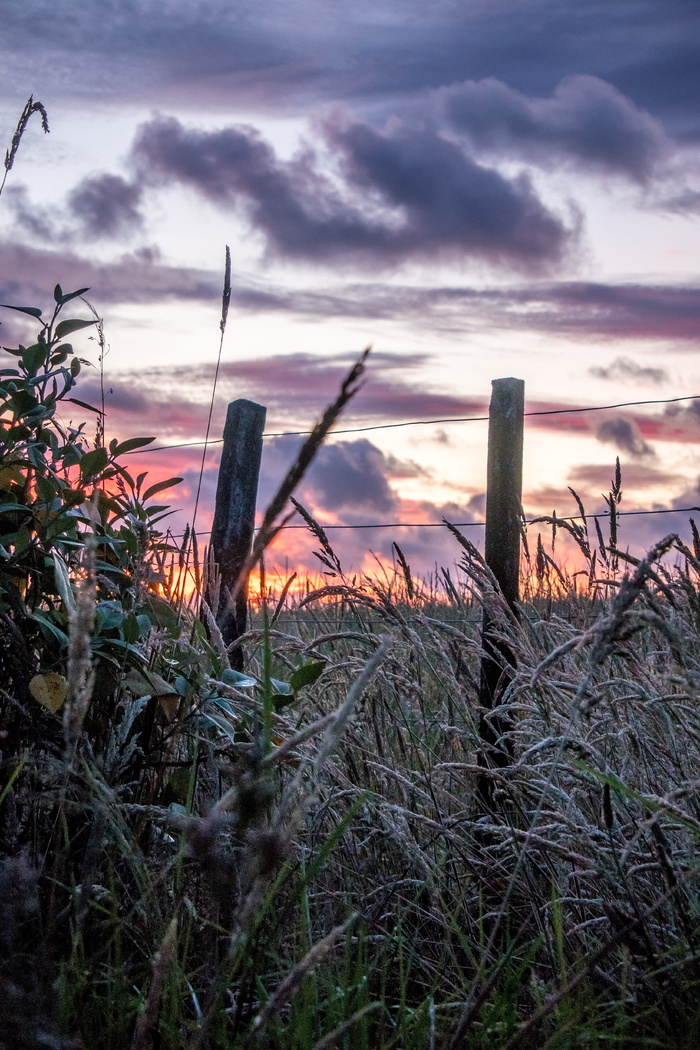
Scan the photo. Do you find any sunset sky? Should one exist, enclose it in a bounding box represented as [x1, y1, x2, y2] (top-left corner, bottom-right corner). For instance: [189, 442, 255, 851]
[2, 0, 700, 580]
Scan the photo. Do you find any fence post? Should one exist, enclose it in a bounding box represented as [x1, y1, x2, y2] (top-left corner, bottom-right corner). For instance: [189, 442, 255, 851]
[478, 377, 524, 775]
[211, 398, 267, 670]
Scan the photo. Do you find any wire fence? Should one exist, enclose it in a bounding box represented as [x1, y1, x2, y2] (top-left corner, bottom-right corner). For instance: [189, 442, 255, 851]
[162, 504, 699, 542]
[119, 388, 700, 539]
[124, 392, 700, 454]
[112, 390, 700, 546]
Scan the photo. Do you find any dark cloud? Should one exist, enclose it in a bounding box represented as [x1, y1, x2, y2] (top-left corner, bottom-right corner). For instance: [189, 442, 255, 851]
[589, 356, 669, 384]
[656, 188, 700, 215]
[3, 1, 699, 143]
[260, 437, 399, 516]
[2, 238, 699, 346]
[596, 416, 655, 458]
[5, 176, 143, 244]
[76, 378, 150, 415]
[384, 453, 430, 480]
[527, 401, 700, 448]
[0, 242, 221, 312]
[60, 347, 700, 460]
[399, 281, 700, 341]
[131, 113, 576, 269]
[250, 433, 483, 576]
[305, 440, 398, 515]
[67, 174, 144, 238]
[3, 186, 59, 242]
[441, 75, 671, 182]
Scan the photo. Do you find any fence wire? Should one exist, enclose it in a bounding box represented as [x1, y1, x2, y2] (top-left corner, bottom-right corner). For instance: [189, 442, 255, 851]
[123, 392, 700, 455]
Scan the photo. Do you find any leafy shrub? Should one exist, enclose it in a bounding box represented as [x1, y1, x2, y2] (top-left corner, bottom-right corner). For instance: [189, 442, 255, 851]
[0, 287, 191, 739]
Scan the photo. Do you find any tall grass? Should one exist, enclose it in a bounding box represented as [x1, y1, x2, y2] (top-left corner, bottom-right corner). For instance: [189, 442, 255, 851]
[4, 506, 700, 1048]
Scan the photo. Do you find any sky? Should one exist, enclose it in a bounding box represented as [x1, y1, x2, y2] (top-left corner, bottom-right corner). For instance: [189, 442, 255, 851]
[1, 0, 700, 583]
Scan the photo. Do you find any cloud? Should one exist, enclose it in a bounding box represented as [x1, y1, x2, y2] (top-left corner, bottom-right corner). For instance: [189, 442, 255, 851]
[259, 436, 399, 516]
[114, 351, 487, 436]
[568, 461, 682, 491]
[527, 400, 700, 448]
[75, 377, 151, 415]
[654, 185, 700, 215]
[46, 350, 487, 456]
[131, 112, 576, 270]
[440, 75, 672, 182]
[2, 186, 59, 242]
[67, 174, 144, 238]
[58, 346, 700, 463]
[304, 440, 398, 515]
[401, 281, 700, 342]
[2, 237, 699, 346]
[3, 0, 699, 146]
[0, 242, 222, 313]
[589, 356, 669, 384]
[596, 416, 655, 458]
[5, 175, 144, 245]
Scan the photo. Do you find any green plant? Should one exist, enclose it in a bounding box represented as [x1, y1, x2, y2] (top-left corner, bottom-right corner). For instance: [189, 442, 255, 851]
[0, 288, 186, 721]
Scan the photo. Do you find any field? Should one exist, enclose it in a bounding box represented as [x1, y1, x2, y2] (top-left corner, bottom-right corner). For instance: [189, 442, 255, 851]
[4, 448, 700, 1048]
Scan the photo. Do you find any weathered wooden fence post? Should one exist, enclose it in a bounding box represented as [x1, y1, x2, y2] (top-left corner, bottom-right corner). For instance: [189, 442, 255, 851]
[478, 377, 525, 775]
[211, 399, 267, 670]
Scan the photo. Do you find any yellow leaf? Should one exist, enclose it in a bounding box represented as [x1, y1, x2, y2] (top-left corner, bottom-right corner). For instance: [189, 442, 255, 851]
[29, 672, 68, 713]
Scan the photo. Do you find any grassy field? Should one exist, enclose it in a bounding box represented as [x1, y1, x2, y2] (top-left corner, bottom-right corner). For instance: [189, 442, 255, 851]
[4, 512, 700, 1049]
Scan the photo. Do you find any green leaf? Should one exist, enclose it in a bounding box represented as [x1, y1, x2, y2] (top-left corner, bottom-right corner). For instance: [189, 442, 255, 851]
[1, 304, 43, 319]
[140, 594, 181, 629]
[289, 660, 326, 692]
[272, 692, 299, 711]
[174, 676, 189, 697]
[53, 284, 63, 303]
[141, 477, 183, 502]
[269, 677, 293, 696]
[10, 389, 38, 415]
[50, 555, 76, 615]
[56, 286, 90, 306]
[54, 318, 96, 340]
[198, 710, 238, 743]
[96, 601, 125, 632]
[27, 610, 69, 648]
[122, 614, 141, 643]
[35, 475, 57, 503]
[50, 348, 70, 366]
[79, 446, 109, 481]
[111, 435, 156, 456]
[21, 343, 47, 374]
[62, 443, 83, 467]
[221, 668, 257, 688]
[112, 464, 135, 488]
[67, 397, 99, 414]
